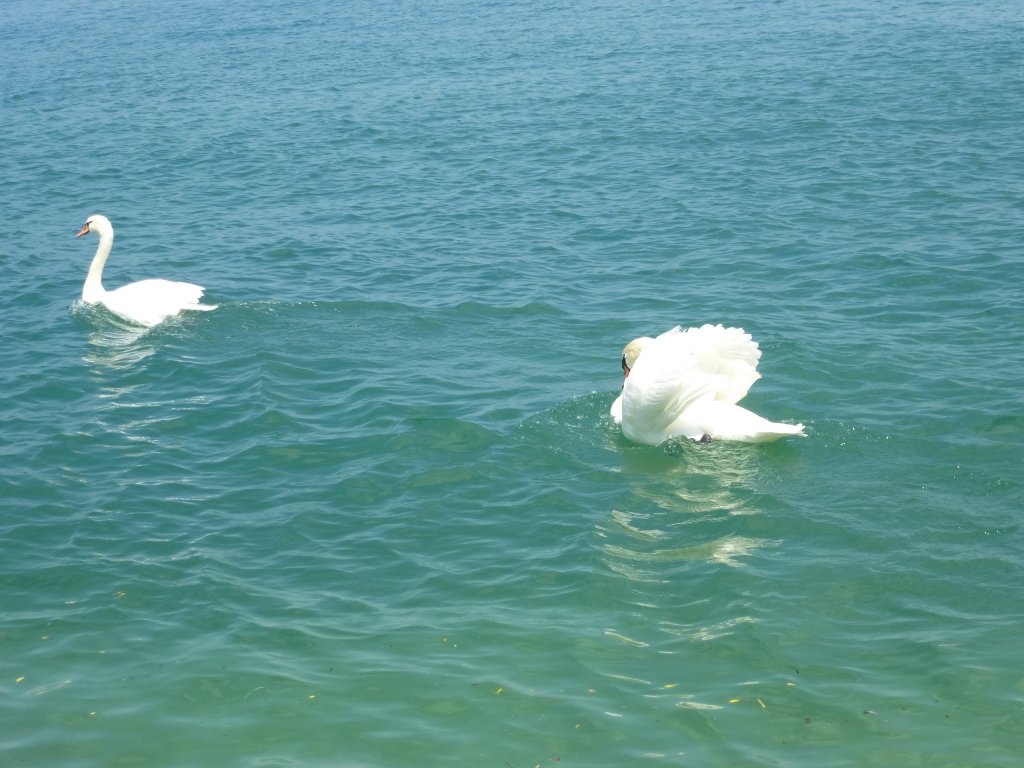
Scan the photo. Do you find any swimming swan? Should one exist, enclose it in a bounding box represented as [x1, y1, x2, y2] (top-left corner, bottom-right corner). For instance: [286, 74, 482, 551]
[76, 214, 216, 326]
[610, 324, 804, 444]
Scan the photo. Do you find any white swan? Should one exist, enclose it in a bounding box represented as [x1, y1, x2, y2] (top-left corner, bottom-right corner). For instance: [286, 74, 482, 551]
[610, 324, 805, 445]
[76, 214, 216, 326]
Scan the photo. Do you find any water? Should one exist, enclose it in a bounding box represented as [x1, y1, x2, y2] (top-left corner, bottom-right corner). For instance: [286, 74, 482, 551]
[2, 0, 1022, 765]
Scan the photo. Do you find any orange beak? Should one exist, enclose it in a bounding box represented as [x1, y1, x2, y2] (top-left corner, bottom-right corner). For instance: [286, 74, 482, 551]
[76, 224, 90, 238]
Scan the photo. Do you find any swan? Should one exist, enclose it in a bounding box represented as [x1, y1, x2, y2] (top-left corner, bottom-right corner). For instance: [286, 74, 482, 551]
[76, 214, 216, 326]
[610, 324, 804, 445]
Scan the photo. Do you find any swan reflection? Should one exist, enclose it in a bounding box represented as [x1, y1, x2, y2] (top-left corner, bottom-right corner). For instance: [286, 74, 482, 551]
[595, 440, 781, 578]
[83, 317, 157, 369]
[599, 509, 772, 581]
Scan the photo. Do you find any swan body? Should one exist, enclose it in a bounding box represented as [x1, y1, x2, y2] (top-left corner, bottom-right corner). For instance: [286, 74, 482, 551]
[610, 324, 804, 445]
[76, 214, 216, 326]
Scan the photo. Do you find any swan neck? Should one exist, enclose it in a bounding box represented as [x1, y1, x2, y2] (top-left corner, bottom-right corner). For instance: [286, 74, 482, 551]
[82, 229, 112, 302]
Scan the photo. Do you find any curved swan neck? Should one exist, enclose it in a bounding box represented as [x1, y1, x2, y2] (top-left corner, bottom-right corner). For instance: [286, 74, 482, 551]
[82, 227, 113, 303]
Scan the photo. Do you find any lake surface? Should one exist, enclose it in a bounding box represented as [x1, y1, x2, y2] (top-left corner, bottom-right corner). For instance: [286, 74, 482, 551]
[2, 1, 1022, 765]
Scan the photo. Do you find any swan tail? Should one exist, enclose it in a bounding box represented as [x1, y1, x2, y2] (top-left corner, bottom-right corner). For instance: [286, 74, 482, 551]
[690, 402, 805, 443]
[710, 419, 805, 443]
[744, 421, 806, 443]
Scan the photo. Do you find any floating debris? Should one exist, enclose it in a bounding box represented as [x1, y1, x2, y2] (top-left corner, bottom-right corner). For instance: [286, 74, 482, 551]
[676, 700, 723, 711]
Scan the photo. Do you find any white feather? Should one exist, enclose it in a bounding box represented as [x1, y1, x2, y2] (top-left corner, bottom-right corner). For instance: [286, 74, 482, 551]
[611, 324, 804, 445]
[77, 214, 216, 327]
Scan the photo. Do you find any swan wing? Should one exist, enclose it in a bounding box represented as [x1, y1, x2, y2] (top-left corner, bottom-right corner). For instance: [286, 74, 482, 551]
[620, 330, 721, 444]
[610, 393, 624, 424]
[669, 326, 803, 440]
[675, 324, 762, 404]
[104, 279, 216, 326]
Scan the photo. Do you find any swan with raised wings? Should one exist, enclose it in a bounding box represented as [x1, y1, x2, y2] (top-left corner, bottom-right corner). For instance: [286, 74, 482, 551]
[76, 214, 216, 326]
[610, 324, 804, 445]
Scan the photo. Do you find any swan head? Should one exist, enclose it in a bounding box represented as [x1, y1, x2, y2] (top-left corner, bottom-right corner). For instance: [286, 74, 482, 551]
[620, 336, 653, 380]
[76, 214, 113, 239]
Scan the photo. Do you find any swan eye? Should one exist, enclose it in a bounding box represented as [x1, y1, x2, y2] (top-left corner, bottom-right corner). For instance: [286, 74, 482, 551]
[621, 355, 628, 372]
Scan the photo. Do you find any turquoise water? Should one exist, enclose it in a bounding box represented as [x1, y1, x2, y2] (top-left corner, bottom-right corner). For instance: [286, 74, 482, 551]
[3, 0, 1023, 765]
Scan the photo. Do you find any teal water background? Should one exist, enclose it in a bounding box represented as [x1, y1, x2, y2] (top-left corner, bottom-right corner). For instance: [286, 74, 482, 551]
[2, 1, 1023, 765]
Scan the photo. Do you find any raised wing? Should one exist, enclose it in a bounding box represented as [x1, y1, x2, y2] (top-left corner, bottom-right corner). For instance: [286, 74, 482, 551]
[674, 324, 761, 404]
[620, 328, 721, 443]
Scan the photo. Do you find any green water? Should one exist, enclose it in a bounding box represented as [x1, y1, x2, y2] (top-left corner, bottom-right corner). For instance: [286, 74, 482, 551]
[2, 0, 1022, 765]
